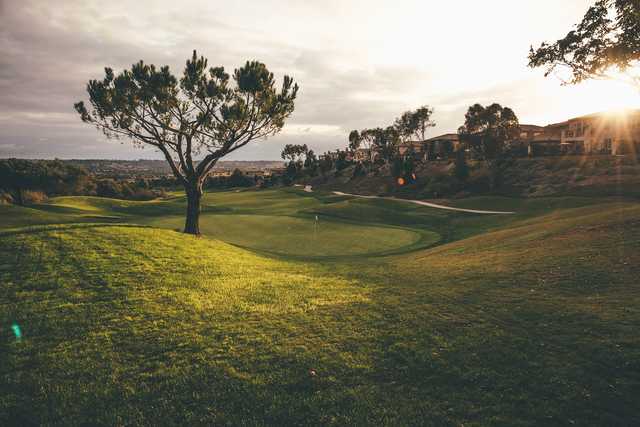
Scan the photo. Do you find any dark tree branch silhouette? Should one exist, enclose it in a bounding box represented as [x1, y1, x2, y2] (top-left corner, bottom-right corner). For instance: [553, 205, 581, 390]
[395, 106, 435, 142]
[75, 51, 298, 234]
[528, 0, 640, 87]
[348, 129, 377, 165]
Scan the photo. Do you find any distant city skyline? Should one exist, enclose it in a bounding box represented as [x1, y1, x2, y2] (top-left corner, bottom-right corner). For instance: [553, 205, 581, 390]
[1, 0, 639, 160]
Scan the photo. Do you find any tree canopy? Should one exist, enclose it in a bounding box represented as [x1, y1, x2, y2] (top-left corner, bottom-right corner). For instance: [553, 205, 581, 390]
[457, 103, 520, 160]
[75, 51, 298, 234]
[348, 130, 362, 151]
[528, 0, 640, 86]
[347, 105, 435, 168]
[280, 143, 309, 163]
[394, 106, 436, 142]
[359, 128, 383, 163]
[347, 128, 377, 163]
[373, 126, 401, 164]
[0, 159, 92, 205]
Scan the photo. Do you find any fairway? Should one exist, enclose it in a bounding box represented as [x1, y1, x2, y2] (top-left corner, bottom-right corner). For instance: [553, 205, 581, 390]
[1, 188, 640, 425]
[19, 189, 441, 257]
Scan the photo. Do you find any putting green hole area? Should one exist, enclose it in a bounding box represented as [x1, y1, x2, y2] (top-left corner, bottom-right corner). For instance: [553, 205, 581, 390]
[147, 214, 437, 257]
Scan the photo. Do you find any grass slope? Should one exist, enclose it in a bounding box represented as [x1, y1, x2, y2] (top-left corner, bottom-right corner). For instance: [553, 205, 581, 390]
[1, 189, 639, 425]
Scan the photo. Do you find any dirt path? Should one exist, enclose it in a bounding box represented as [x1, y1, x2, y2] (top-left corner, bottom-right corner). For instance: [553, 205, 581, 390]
[332, 191, 516, 215]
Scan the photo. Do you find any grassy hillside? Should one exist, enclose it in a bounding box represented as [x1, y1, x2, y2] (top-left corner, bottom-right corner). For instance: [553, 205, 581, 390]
[1, 189, 639, 425]
[310, 155, 640, 200]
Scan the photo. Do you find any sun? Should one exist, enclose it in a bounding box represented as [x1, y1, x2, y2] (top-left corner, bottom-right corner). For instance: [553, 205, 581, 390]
[574, 70, 640, 114]
[546, 71, 640, 122]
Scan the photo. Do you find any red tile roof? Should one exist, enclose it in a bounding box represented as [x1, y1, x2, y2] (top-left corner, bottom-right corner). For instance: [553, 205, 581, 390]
[423, 133, 459, 142]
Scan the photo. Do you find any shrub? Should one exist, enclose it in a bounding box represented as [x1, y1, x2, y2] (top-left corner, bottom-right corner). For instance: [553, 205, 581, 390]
[0, 191, 14, 204]
[391, 157, 404, 178]
[21, 190, 48, 204]
[352, 162, 366, 178]
[453, 150, 469, 180]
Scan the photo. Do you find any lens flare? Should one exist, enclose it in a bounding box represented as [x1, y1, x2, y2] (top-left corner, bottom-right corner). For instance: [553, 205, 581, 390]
[11, 322, 22, 340]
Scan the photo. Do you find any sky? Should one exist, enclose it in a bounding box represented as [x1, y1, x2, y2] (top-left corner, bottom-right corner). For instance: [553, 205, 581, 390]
[1, 0, 639, 160]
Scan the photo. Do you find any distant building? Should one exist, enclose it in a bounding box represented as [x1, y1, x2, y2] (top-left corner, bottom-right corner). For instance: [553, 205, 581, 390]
[398, 134, 460, 161]
[354, 147, 375, 162]
[357, 109, 640, 163]
[422, 134, 460, 160]
[507, 111, 640, 156]
[507, 124, 562, 156]
[523, 123, 565, 156]
[517, 124, 546, 141]
[246, 170, 271, 177]
[457, 110, 640, 157]
[266, 167, 287, 176]
[558, 110, 640, 155]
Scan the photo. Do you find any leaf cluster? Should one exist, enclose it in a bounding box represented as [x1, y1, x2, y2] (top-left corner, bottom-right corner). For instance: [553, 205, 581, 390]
[75, 51, 298, 186]
[528, 0, 640, 85]
[457, 103, 520, 160]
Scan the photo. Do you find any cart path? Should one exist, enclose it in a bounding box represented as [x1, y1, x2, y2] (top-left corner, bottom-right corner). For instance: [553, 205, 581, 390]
[332, 191, 516, 215]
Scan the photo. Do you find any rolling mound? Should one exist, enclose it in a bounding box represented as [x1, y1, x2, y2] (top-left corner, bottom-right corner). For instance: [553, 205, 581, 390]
[1, 189, 639, 425]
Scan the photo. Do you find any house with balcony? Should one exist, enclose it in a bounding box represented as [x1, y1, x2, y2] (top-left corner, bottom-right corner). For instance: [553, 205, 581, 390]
[517, 124, 546, 140]
[354, 147, 375, 162]
[527, 122, 565, 156]
[362, 109, 640, 164]
[398, 134, 460, 161]
[559, 110, 640, 155]
[505, 111, 640, 156]
[504, 123, 565, 156]
[422, 134, 460, 160]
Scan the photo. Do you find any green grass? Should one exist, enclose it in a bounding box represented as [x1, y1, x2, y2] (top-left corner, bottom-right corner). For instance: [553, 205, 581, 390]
[21, 189, 441, 258]
[145, 214, 433, 257]
[1, 188, 639, 425]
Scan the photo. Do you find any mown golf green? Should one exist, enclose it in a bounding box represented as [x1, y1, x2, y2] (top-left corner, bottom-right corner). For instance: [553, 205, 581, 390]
[1, 188, 639, 425]
[146, 214, 428, 257]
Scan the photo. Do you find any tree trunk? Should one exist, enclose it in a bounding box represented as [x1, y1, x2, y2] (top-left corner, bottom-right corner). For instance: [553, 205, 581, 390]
[184, 183, 202, 235]
[13, 187, 24, 206]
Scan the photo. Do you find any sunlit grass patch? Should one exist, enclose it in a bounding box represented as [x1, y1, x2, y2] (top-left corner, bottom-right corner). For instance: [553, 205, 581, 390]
[1, 189, 639, 425]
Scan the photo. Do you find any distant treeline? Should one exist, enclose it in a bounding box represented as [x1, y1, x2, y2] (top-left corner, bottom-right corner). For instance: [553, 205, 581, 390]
[205, 169, 261, 189]
[0, 159, 166, 205]
[64, 159, 284, 178]
[0, 159, 282, 205]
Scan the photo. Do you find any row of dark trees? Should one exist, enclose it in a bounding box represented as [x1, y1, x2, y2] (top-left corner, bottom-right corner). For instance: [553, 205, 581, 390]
[205, 169, 266, 189]
[348, 106, 435, 167]
[0, 159, 91, 205]
[0, 158, 166, 205]
[280, 144, 355, 183]
[337, 101, 520, 188]
[0, 158, 283, 206]
[280, 143, 345, 182]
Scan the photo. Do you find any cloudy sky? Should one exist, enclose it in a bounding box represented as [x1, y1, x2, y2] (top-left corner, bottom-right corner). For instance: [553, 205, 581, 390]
[1, 0, 638, 160]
